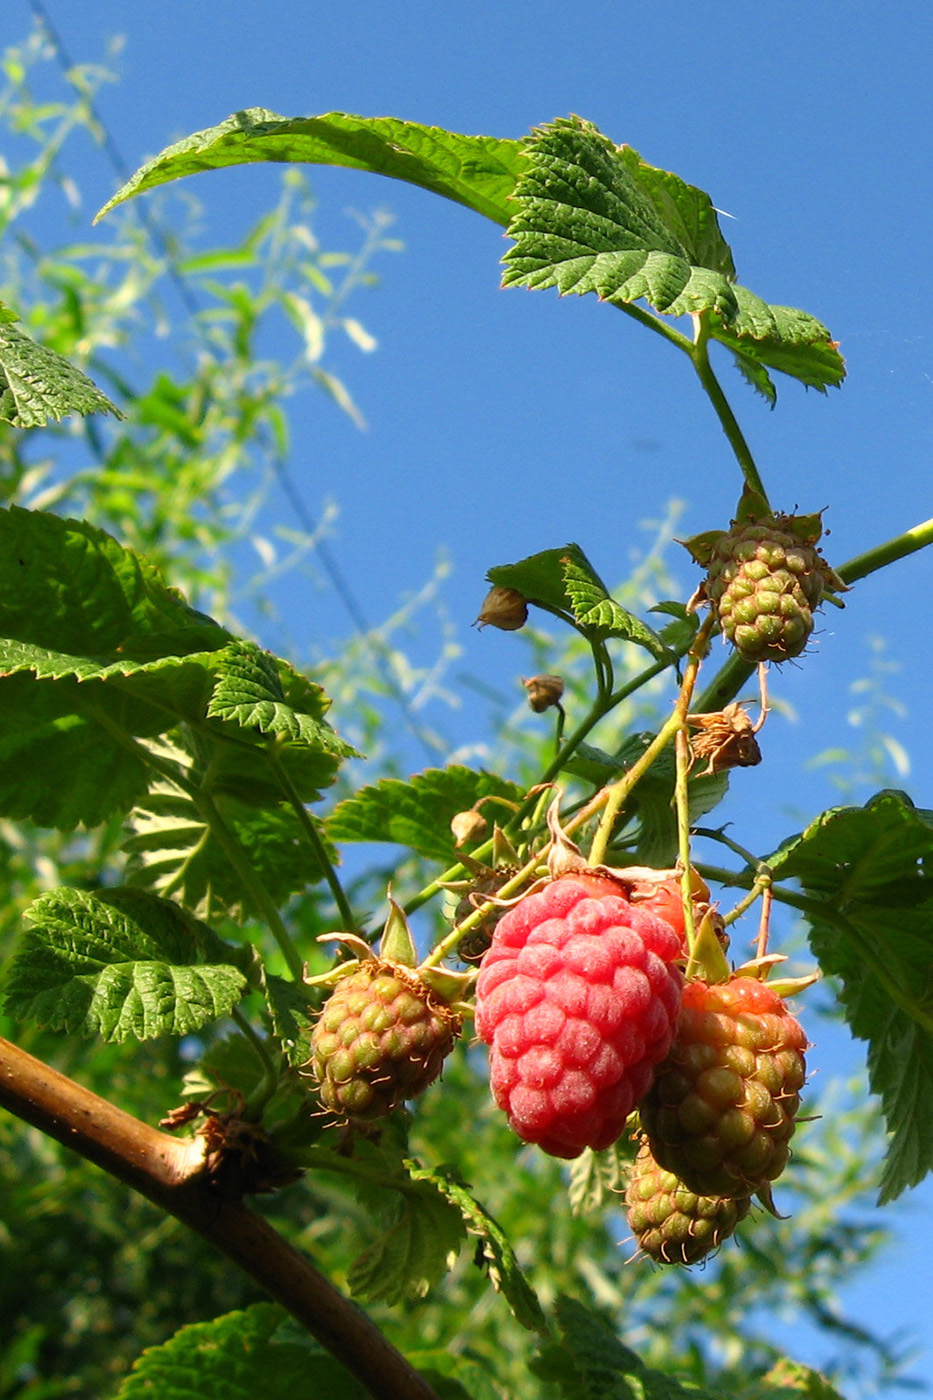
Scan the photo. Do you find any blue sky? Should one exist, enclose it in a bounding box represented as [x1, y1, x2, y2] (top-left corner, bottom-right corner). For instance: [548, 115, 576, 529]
[7, 2, 933, 1392]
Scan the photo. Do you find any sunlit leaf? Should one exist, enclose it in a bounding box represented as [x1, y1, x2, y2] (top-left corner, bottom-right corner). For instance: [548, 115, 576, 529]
[0, 319, 122, 427]
[328, 766, 523, 862]
[97, 109, 524, 225]
[4, 886, 248, 1041]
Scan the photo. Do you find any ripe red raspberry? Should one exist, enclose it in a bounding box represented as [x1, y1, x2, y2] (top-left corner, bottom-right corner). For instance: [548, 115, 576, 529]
[474, 873, 683, 1159]
[308, 959, 461, 1124]
[625, 1136, 750, 1266]
[640, 976, 807, 1198]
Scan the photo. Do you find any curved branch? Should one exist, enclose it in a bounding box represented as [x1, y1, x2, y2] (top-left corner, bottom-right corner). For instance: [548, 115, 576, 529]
[0, 1035, 439, 1400]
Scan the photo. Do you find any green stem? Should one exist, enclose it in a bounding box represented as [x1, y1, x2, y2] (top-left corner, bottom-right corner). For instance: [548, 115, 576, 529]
[295, 1146, 430, 1196]
[837, 516, 933, 584]
[268, 750, 359, 932]
[692, 652, 756, 718]
[698, 863, 933, 1035]
[232, 1008, 279, 1115]
[404, 655, 683, 919]
[421, 848, 550, 971]
[673, 727, 698, 956]
[188, 784, 306, 984]
[615, 300, 695, 354]
[692, 826, 763, 871]
[533, 652, 679, 795]
[591, 639, 614, 700]
[690, 315, 769, 500]
[584, 707, 683, 865]
[586, 614, 713, 865]
[722, 873, 771, 928]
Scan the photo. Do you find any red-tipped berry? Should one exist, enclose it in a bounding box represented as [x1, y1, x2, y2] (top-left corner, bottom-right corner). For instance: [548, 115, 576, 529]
[474, 873, 683, 1159]
[640, 976, 807, 1198]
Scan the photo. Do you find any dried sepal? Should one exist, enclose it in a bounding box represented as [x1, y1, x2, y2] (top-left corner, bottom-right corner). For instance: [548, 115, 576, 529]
[475, 584, 528, 631]
[522, 673, 565, 712]
[687, 701, 763, 774]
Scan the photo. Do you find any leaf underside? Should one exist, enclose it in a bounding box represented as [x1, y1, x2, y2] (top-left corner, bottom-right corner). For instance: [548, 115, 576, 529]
[97, 109, 524, 225]
[0, 511, 353, 830]
[770, 789, 933, 1201]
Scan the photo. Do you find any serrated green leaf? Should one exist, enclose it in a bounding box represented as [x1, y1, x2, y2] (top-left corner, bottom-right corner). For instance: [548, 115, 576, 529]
[502, 118, 844, 396]
[567, 1140, 635, 1218]
[0, 674, 157, 828]
[650, 600, 701, 652]
[261, 971, 314, 1065]
[561, 552, 670, 658]
[404, 1352, 506, 1400]
[487, 542, 670, 658]
[114, 1304, 369, 1400]
[560, 742, 626, 788]
[347, 1160, 466, 1305]
[0, 320, 122, 427]
[544, 1296, 720, 1400]
[3, 886, 248, 1042]
[711, 288, 845, 396]
[328, 766, 524, 862]
[207, 639, 359, 760]
[0, 636, 220, 718]
[487, 543, 586, 615]
[769, 790, 933, 1200]
[502, 118, 740, 320]
[752, 1359, 848, 1400]
[97, 109, 524, 225]
[624, 153, 736, 279]
[423, 1165, 548, 1335]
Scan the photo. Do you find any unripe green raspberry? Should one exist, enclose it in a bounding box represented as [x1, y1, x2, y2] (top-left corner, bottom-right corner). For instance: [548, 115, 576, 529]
[307, 958, 461, 1123]
[706, 520, 824, 663]
[640, 976, 807, 1199]
[626, 1136, 750, 1265]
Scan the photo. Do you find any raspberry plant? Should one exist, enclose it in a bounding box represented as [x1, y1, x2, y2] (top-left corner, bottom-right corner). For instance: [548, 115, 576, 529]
[1, 96, 933, 1400]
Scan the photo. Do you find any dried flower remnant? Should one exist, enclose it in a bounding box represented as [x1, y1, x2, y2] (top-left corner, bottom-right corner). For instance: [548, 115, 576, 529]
[475, 585, 528, 631]
[522, 674, 565, 713]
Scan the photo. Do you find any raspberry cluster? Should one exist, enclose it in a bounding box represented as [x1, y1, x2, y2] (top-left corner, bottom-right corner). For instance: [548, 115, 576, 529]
[474, 873, 683, 1159]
